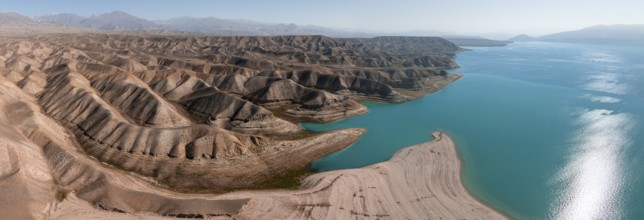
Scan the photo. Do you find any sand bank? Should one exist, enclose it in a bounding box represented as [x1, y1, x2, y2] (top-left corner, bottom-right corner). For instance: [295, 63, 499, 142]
[230, 132, 507, 219]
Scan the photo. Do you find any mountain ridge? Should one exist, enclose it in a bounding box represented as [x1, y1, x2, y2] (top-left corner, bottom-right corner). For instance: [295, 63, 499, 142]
[538, 24, 644, 44]
[36, 11, 162, 30]
[508, 34, 536, 41]
[2, 11, 509, 46]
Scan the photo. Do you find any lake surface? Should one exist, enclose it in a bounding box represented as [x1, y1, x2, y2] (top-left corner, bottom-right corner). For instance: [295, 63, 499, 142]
[302, 42, 644, 219]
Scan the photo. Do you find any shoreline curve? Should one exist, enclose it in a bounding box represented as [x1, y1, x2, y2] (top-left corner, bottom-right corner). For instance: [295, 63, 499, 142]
[231, 132, 508, 219]
[237, 131, 508, 219]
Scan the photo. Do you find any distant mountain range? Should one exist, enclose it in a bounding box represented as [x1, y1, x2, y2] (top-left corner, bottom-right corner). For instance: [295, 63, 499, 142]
[508, 34, 536, 42]
[0, 12, 32, 25]
[156, 16, 365, 36]
[539, 24, 644, 44]
[3, 11, 641, 46]
[509, 25, 644, 44]
[28, 11, 370, 37]
[0, 11, 503, 43]
[0, 12, 78, 34]
[35, 11, 161, 30]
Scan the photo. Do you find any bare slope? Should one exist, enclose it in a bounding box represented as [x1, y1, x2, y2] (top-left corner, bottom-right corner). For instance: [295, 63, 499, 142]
[0, 33, 465, 219]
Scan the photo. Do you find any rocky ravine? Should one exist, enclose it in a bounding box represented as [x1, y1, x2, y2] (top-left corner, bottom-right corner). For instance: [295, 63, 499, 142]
[0, 34, 463, 219]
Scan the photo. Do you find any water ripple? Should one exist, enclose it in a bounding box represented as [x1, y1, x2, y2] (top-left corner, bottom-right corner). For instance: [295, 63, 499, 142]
[580, 50, 623, 63]
[583, 72, 631, 95]
[582, 94, 622, 104]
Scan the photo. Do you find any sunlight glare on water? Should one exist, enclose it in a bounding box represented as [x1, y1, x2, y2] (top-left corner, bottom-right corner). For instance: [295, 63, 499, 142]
[581, 94, 621, 104]
[552, 109, 633, 219]
[552, 49, 634, 219]
[584, 72, 631, 95]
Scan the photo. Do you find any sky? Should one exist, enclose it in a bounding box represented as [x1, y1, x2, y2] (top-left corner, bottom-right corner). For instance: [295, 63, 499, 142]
[1, 0, 643, 37]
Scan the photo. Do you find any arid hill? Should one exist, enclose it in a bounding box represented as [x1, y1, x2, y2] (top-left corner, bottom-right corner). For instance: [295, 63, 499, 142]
[0, 33, 462, 219]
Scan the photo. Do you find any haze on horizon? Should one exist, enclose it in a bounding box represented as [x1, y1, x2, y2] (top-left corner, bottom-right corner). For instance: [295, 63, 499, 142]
[1, 0, 642, 37]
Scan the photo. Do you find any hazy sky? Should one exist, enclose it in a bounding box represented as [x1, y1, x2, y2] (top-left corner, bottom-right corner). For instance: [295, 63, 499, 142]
[1, 0, 642, 36]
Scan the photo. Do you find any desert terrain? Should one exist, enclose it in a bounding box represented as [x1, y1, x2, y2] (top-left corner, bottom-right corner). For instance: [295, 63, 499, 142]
[0, 33, 486, 219]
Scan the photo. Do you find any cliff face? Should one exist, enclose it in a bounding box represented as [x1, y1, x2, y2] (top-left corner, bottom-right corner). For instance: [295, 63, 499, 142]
[0, 34, 462, 218]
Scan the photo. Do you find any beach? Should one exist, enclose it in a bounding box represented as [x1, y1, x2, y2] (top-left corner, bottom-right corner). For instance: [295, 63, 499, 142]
[233, 132, 507, 219]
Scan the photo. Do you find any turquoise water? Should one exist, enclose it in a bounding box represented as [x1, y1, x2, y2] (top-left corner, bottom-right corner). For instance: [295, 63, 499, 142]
[303, 42, 644, 219]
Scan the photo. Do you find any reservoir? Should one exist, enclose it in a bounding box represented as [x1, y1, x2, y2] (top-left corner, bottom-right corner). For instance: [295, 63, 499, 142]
[304, 42, 644, 219]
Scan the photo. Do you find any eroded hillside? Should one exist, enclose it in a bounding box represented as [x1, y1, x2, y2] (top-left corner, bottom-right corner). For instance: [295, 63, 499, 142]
[0, 34, 462, 219]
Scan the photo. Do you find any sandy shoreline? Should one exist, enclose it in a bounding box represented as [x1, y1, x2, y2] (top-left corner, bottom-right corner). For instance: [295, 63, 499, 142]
[230, 132, 508, 219]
